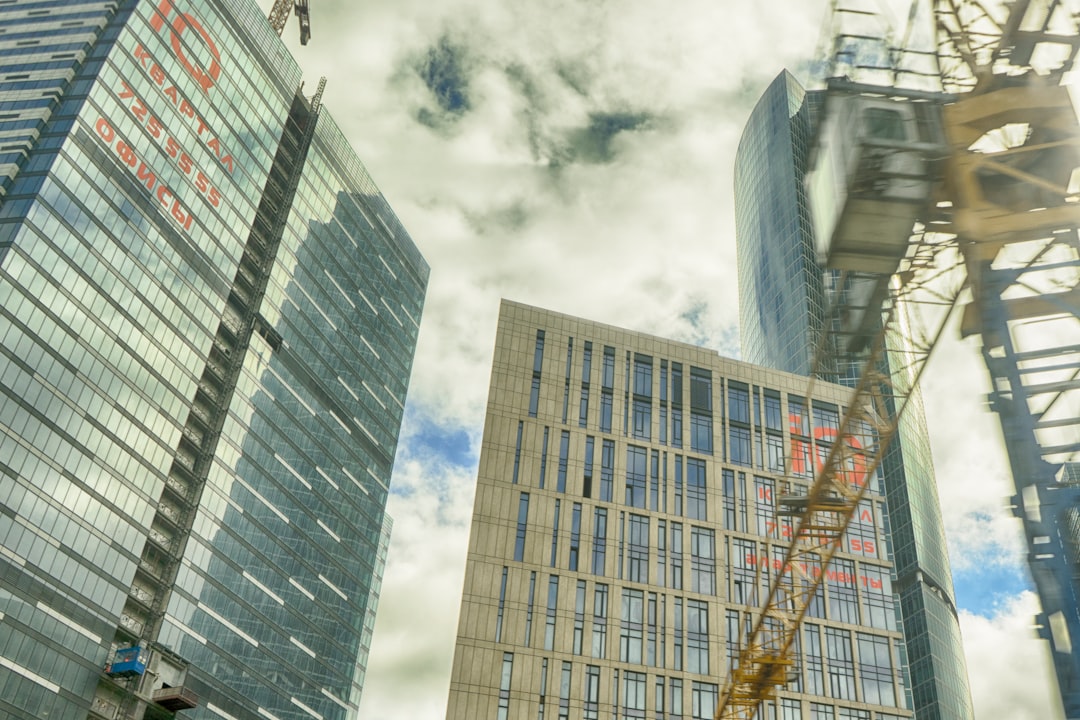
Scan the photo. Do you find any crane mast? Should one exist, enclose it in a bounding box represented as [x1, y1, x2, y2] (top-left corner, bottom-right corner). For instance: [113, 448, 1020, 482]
[268, 0, 311, 45]
[720, 1, 1080, 718]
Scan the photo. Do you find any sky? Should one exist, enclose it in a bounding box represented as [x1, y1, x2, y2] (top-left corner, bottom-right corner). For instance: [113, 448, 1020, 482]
[254, 0, 1063, 717]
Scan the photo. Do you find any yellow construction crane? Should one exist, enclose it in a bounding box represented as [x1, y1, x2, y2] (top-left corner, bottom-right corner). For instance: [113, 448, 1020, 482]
[718, 1, 1080, 718]
[268, 0, 311, 45]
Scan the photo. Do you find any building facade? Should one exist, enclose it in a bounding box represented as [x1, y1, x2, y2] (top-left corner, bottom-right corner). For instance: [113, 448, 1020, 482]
[0, 1, 427, 719]
[447, 300, 912, 720]
[734, 71, 972, 720]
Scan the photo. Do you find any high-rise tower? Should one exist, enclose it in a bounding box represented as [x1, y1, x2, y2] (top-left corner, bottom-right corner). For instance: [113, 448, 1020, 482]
[734, 71, 972, 720]
[0, 1, 428, 719]
[447, 299, 913, 720]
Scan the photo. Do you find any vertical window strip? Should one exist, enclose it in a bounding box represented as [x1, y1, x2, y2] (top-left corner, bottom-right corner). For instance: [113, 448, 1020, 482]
[624, 351, 631, 435]
[539, 657, 548, 720]
[529, 330, 545, 417]
[558, 661, 572, 720]
[673, 597, 684, 671]
[650, 450, 660, 511]
[569, 503, 582, 571]
[539, 426, 550, 488]
[600, 439, 615, 502]
[557, 430, 569, 493]
[497, 652, 513, 720]
[512, 420, 524, 484]
[583, 436, 595, 498]
[562, 338, 573, 424]
[585, 665, 601, 720]
[551, 499, 561, 567]
[514, 493, 530, 562]
[526, 571, 537, 646]
[545, 575, 559, 651]
[495, 566, 508, 643]
[592, 584, 608, 659]
[592, 508, 608, 576]
[670, 522, 683, 590]
[573, 580, 587, 655]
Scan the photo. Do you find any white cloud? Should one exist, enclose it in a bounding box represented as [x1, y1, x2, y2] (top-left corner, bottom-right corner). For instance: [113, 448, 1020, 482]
[960, 592, 1063, 720]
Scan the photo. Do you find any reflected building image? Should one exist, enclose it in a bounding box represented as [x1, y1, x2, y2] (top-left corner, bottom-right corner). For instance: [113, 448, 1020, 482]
[0, 1, 427, 719]
[734, 71, 972, 720]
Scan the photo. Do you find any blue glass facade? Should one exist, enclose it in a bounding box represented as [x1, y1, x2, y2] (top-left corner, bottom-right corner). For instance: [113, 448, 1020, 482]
[735, 71, 972, 720]
[0, 1, 427, 719]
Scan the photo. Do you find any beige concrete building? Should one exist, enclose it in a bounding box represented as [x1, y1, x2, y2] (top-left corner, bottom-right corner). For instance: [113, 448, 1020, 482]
[446, 300, 913, 720]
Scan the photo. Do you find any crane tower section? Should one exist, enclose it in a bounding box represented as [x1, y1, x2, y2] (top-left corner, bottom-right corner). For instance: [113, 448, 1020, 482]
[803, 1, 1080, 716]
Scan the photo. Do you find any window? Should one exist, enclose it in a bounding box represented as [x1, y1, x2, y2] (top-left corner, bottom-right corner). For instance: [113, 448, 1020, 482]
[620, 588, 644, 663]
[764, 391, 782, 431]
[856, 632, 896, 706]
[689, 412, 712, 454]
[670, 523, 683, 590]
[539, 658, 548, 720]
[810, 703, 834, 720]
[804, 624, 825, 696]
[562, 339, 573, 423]
[670, 678, 684, 720]
[592, 508, 608, 576]
[526, 571, 537, 646]
[860, 565, 896, 630]
[557, 430, 569, 493]
[674, 455, 684, 516]
[656, 676, 666, 720]
[671, 363, 683, 447]
[573, 581, 587, 655]
[673, 597, 684, 671]
[657, 519, 667, 588]
[690, 527, 715, 595]
[530, 330, 545, 417]
[687, 599, 709, 674]
[686, 458, 707, 520]
[647, 592, 659, 667]
[540, 427, 550, 488]
[721, 469, 737, 531]
[824, 627, 856, 701]
[580, 385, 590, 428]
[766, 432, 784, 472]
[727, 382, 749, 424]
[650, 450, 661, 511]
[583, 436, 595, 498]
[512, 421, 523, 484]
[600, 346, 615, 432]
[530, 376, 542, 417]
[495, 567, 508, 642]
[780, 698, 802, 719]
[731, 537, 757, 605]
[628, 514, 649, 583]
[690, 682, 717, 720]
[558, 662, 572, 720]
[632, 354, 653, 441]
[624, 671, 646, 719]
[600, 440, 614, 502]
[545, 576, 559, 651]
[626, 445, 648, 508]
[551, 499, 561, 567]
[514, 493, 530, 562]
[592, 584, 608, 658]
[729, 426, 751, 467]
[827, 558, 859, 625]
[755, 476, 775, 537]
[569, 503, 582, 571]
[584, 665, 601, 720]
[497, 653, 513, 720]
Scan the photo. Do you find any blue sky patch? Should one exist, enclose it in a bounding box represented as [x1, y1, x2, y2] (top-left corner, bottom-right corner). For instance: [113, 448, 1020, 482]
[953, 561, 1032, 617]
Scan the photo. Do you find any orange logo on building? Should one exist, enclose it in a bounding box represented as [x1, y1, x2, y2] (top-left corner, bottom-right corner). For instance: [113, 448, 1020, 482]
[149, 0, 221, 94]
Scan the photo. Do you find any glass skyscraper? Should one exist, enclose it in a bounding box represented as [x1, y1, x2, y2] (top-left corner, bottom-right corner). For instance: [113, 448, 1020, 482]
[0, 1, 427, 719]
[448, 299, 913, 720]
[734, 71, 972, 720]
